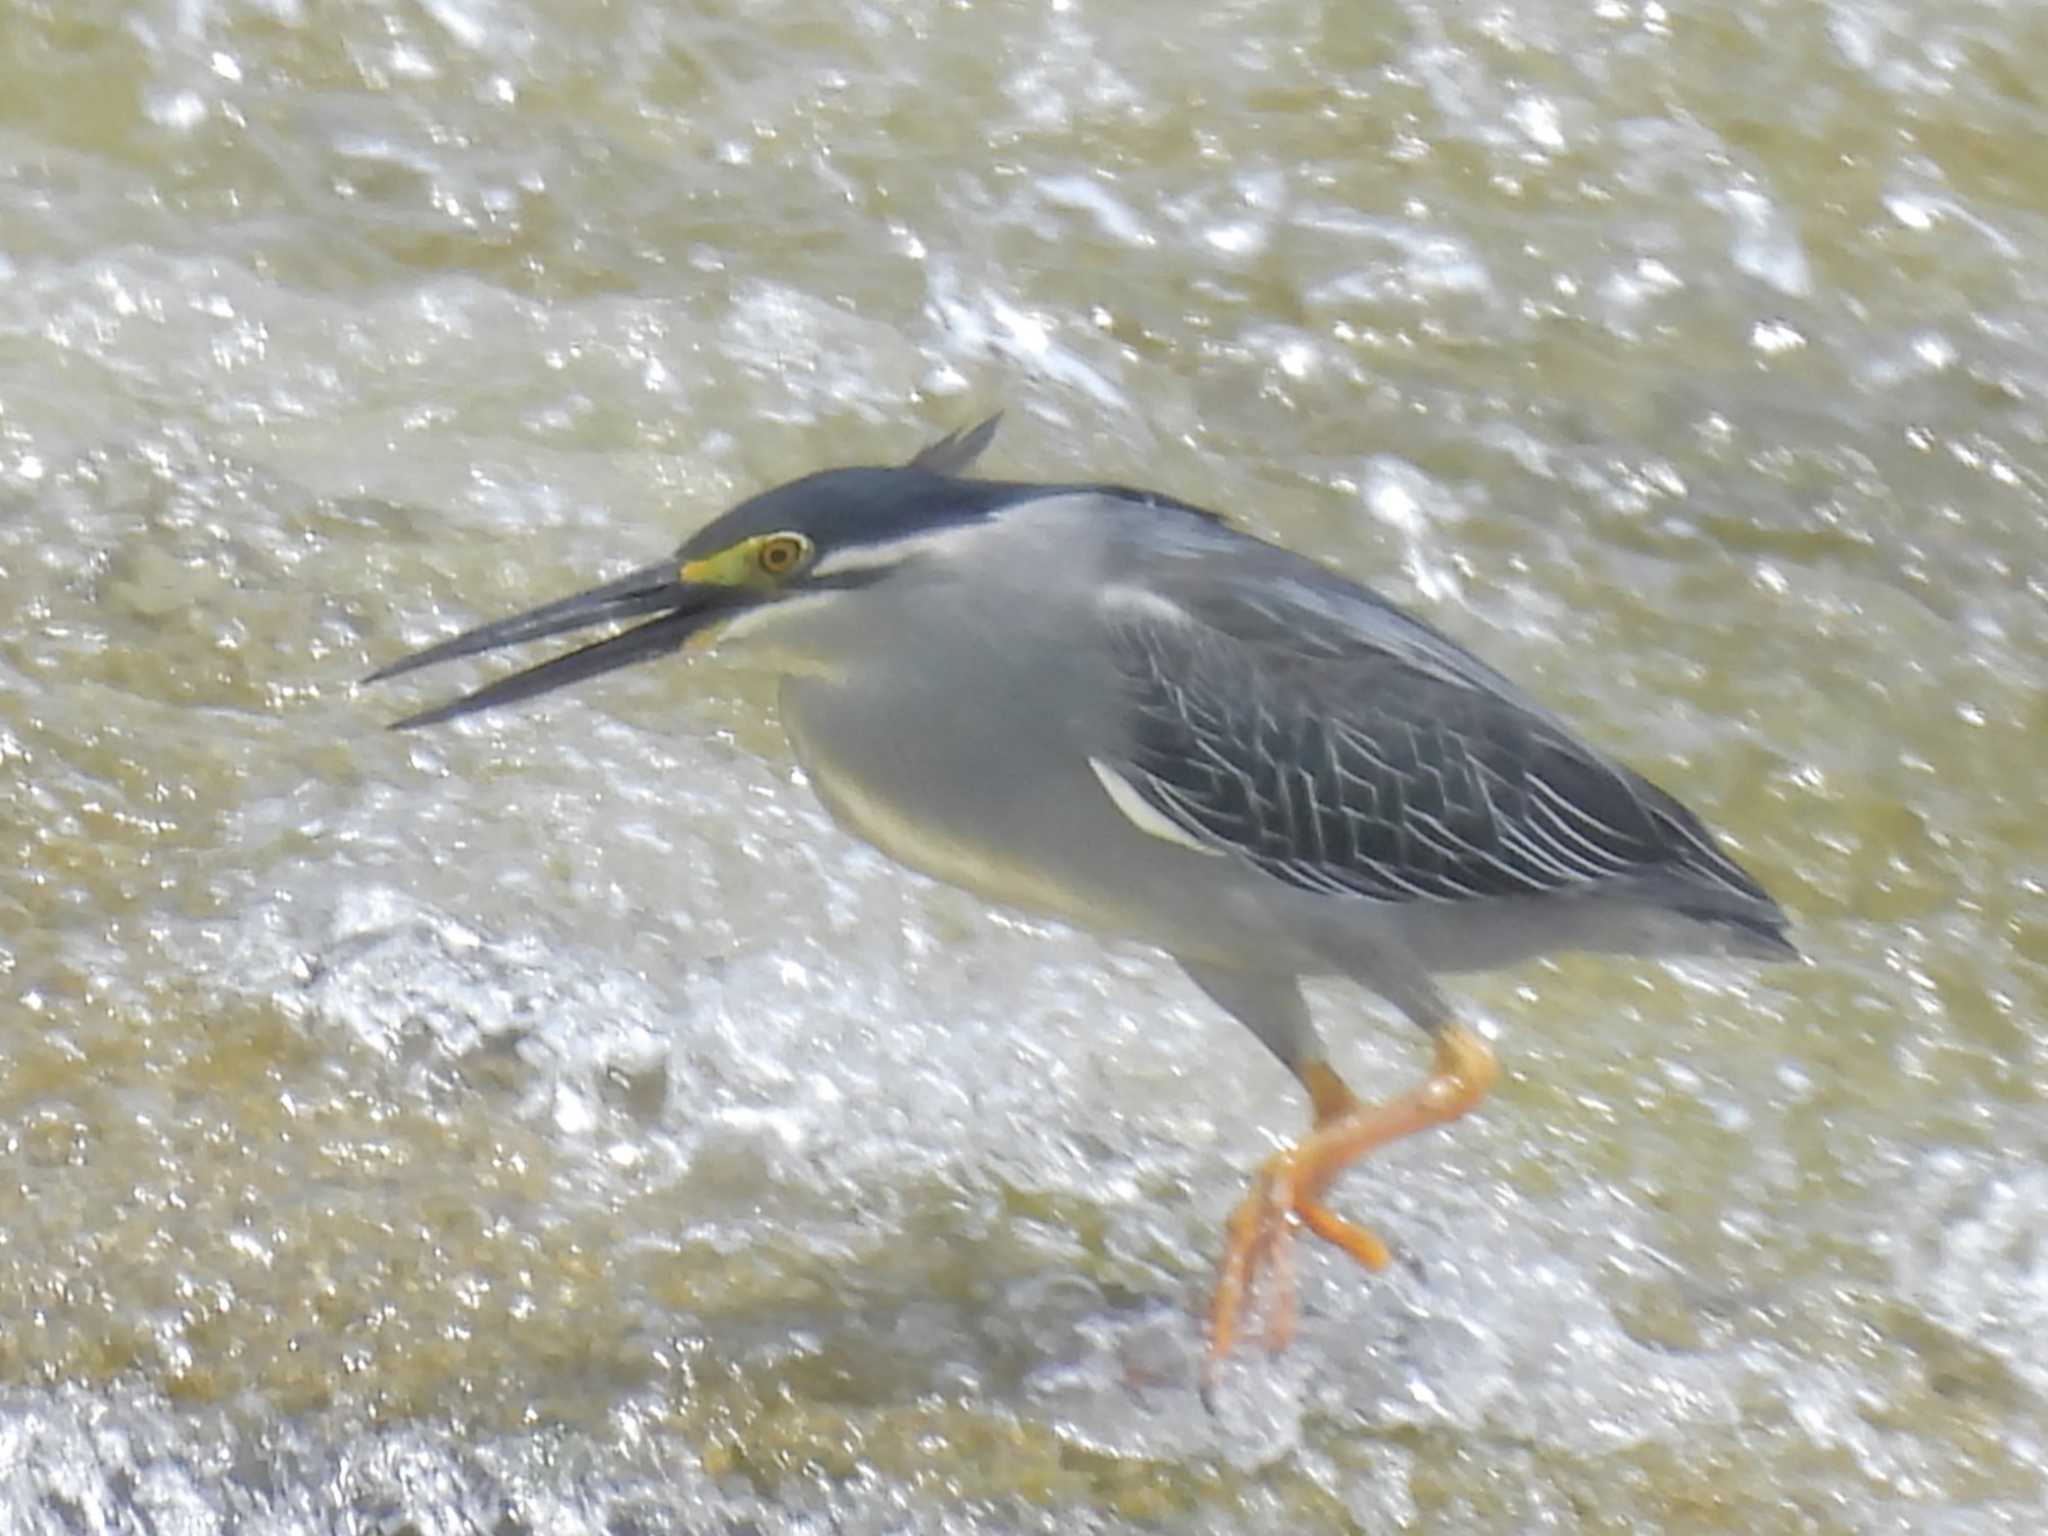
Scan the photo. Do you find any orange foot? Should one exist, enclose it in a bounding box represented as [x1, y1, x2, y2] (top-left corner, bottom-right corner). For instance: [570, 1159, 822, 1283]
[1203, 1023, 1498, 1403]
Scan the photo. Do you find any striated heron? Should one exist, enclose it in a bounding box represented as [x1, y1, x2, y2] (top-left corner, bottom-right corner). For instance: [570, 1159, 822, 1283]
[366, 416, 1795, 1393]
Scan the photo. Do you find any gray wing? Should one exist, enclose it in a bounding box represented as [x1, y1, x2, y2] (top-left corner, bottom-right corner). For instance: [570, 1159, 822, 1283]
[1098, 549, 1776, 913]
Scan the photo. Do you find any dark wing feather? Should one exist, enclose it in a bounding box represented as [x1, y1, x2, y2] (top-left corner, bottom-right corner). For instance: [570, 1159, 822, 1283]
[1100, 548, 1777, 914]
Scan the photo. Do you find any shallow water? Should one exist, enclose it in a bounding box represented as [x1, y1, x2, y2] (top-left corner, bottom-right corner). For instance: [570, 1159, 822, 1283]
[2, 0, 2045, 1530]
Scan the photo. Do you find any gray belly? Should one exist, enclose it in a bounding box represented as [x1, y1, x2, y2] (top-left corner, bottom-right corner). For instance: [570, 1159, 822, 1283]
[776, 665, 1299, 968]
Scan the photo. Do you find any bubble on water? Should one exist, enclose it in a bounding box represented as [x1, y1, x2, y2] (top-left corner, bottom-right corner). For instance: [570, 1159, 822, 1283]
[1358, 455, 1467, 603]
[1718, 187, 1813, 298]
[146, 90, 208, 131]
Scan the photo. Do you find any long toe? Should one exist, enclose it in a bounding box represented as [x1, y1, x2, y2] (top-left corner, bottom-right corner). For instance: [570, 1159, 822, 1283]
[1207, 1160, 1293, 1375]
[1203, 1143, 1398, 1397]
[1295, 1200, 1393, 1270]
[1202, 1025, 1497, 1402]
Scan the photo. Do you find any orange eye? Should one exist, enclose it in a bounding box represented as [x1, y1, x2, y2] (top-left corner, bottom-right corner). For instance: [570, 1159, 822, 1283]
[756, 534, 807, 576]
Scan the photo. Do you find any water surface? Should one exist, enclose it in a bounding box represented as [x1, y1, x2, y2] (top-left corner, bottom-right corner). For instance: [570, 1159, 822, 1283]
[2, 0, 2045, 1530]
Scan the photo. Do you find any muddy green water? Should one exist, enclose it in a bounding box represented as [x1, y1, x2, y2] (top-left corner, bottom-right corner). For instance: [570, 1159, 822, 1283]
[2, 1, 2045, 1531]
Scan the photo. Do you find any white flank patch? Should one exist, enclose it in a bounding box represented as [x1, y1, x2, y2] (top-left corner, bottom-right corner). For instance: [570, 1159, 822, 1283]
[1087, 757, 1224, 855]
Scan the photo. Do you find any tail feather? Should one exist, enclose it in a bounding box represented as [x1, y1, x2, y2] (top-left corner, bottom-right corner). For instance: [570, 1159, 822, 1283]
[1676, 904, 1801, 963]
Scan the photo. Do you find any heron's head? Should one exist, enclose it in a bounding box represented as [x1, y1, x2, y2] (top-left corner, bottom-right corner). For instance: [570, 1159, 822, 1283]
[366, 415, 1026, 729]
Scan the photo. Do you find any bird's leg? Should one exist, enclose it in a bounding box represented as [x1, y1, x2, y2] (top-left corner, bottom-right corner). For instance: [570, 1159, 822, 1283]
[1206, 1022, 1498, 1379]
[1289, 1061, 1395, 1273]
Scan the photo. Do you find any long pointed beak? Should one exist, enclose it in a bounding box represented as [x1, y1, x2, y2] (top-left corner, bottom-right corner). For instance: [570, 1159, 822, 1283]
[364, 560, 732, 730]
